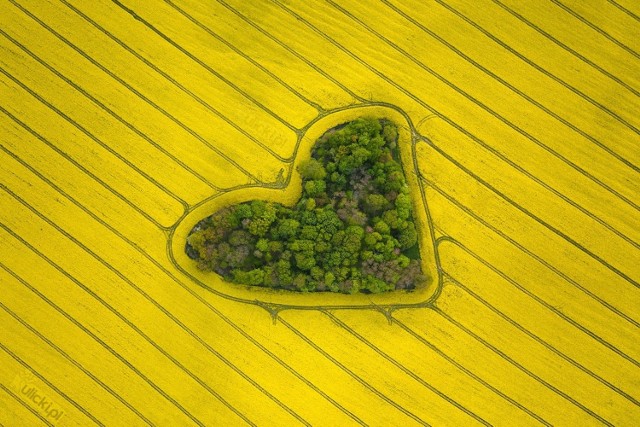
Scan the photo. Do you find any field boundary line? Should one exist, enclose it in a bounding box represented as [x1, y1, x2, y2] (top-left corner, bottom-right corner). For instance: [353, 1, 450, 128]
[0, 105, 173, 231]
[392, 320, 551, 426]
[436, 235, 640, 372]
[419, 178, 639, 327]
[161, 0, 324, 112]
[0, 185, 312, 426]
[432, 305, 614, 425]
[433, 0, 640, 98]
[437, 0, 640, 99]
[0, 127, 366, 424]
[434, 236, 640, 394]
[550, 0, 640, 58]
[214, 0, 365, 103]
[58, 0, 301, 163]
[0, 382, 56, 427]
[445, 271, 640, 403]
[0, 72, 189, 215]
[0, 29, 222, 193]
[392, 317, 551, 425]
[319, 0, 640, 203]
[606, 0, 640, 21]
[261, 0, 640, 216]
[380, 0, 639, 171]
[0, 190, 262, 426]
[322, 311, 491, 426]
[111, 0, 299, 134]
[6, 0, 260, 184]
[421, 135, 640, 260]
[2, 97, 440, 424]
[415, 140, 639, 287]
[277, 317, 430, 426]
[0, 140, 364, 424]
[416, 123, 640, 249]
[1, 93, 445, 427]
[0, 262, 156, 425]
[433, 0, 640, 165]
[0, 65, 189, 210]
[488, 0, 640, 97]
[0, 221, 206, 426]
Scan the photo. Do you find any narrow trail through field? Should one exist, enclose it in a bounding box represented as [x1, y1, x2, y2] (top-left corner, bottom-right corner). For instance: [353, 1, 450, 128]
[0, 0, 638, 425]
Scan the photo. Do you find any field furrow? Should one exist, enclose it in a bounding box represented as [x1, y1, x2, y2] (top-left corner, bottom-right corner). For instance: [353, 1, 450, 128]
[416, 142, 640, 316]
[0, 177, 357, 426]
[0, 56, 214, 207]
[0, 69, 186, 228]
[280, 310, 483, 426]
[438, 240, 640, 401]
[422, 182, 640, 362]
[499, 0, 640, 86]
[114, 0, 318, 129]
[394, 309, 603, 426]
[610, 0, 640, 17]
[0, 147, 386, 426]
[0, 266, 156, 427]
[0, 335, 97, 427]
[0, 1, 257, 188]
[0, 194, 268, 425]
[1, 0, 637, 425]
[0, 382, 54, 427]
[172, 0, 358, 110]
[418, 117, 640, 248]
[443, 0, 640, 158]
[557, 0, 640, 53]
[331, 310, 544, 426]
[334, 0, 640, 181]
[260, 0, 640, 214]
[389, 0, 640, 167]
[64, 0, 303, 164]
[434, 283, 640, 426]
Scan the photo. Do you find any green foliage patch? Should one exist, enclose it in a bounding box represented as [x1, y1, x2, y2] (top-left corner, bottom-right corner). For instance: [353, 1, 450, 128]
[186, 117, 426, 294]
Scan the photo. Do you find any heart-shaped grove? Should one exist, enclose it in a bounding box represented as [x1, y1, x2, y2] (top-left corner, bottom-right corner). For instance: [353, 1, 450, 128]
[185, 117, 427, 294]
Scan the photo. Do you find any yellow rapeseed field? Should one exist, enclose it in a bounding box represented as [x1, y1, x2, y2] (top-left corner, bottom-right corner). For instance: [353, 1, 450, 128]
[1, 0, 638, 425]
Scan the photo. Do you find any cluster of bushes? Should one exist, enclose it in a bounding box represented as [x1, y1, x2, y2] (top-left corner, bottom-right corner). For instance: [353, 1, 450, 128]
[186, 117, 426, 294]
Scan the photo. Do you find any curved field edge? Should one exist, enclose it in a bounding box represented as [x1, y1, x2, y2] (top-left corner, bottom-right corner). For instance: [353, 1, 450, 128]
[168, 104, 441, 309]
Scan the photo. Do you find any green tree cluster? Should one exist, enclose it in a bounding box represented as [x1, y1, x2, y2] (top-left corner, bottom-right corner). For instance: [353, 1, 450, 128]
[186, 117, 427, 294]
